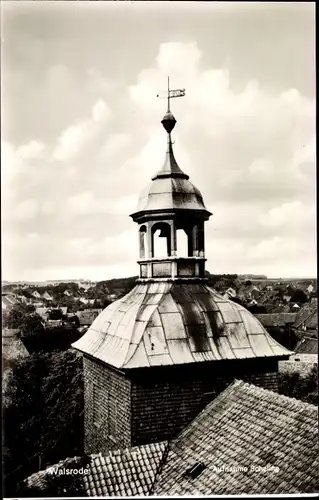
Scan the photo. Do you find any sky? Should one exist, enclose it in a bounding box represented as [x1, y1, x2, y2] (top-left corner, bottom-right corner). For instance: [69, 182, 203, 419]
[1, 1, 316, 282]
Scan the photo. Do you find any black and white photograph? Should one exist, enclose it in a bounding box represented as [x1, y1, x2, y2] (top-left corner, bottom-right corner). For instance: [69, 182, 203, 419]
[1, 1, 317, 497]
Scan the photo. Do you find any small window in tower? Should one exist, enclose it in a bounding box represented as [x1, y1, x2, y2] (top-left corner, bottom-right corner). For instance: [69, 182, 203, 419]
[92, 384, 104, 428]
[152, 222, 171, 258]
[185, 462, 206, 479]
[176, 228, 189, 257]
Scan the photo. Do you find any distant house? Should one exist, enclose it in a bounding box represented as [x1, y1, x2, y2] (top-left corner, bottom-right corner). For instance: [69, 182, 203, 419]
[255, 313, 297, 329]
[64, 290, 72, 297]
[307, 284, 314, 295]
[76, 309, 102, 326]
[2, 295, 15, 310]
[223, 287, 236, 299]
[279, 336, 317, 376]
[42, 291, 53, 301]
[294, 302, 318, 334]
[32, 290, 41, 299]
[292, 337, 318, 364]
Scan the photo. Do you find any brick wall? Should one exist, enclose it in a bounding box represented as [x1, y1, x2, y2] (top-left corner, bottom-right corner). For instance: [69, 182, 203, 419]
[279, 359, 317, 377]
[83, 356, 131, 454]
[130, 358, 279, 446]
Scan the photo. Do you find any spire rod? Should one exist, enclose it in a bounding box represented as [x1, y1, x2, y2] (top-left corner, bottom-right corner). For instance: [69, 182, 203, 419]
[157, 77, 186, 116]
[157, 78, 186, 135]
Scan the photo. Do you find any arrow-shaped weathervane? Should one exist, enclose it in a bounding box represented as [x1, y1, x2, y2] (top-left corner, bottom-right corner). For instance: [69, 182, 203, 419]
[157, 76, 185, 112]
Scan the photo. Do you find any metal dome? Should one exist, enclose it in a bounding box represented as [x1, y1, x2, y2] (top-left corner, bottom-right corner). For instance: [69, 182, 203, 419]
[131, 141, 211, 218]
[72, 282, 291, 369]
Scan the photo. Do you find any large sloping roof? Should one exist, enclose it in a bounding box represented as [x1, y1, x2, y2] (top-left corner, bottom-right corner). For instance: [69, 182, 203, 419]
[154, 380, 319, 495]
[72, 283, 291, 369]
[22, 381, 318, 496]
[255, 313, 297, 327]
[23, 441, 167, 496]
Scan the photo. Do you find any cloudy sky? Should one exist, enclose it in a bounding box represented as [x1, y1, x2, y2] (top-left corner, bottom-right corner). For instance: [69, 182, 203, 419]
[2, 1, 316, 282]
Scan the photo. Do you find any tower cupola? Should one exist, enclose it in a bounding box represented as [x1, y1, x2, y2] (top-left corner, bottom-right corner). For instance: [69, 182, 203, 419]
[130, 78, 212, 282]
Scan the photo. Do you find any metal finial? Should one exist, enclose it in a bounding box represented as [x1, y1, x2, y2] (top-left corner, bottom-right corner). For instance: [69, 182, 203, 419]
[157, 77, 186, 134]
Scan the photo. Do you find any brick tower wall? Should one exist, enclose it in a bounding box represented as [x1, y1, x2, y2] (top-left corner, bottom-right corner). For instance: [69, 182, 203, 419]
[83, 356, 132, 454]
[129, 358, 279, 446]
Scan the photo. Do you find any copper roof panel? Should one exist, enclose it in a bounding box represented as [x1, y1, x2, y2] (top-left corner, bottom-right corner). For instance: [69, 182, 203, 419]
[107, 311, 126, 336]
[207, 337, 222, 360]
[167, 339, 195, 364]
[223, 322, 251, 349]
[97, 336, 129, 367]
[136, 304, 159, 322]
[160, 312, 187, 339]
[121, 301, 144, 327]
[148, 353, 174, 366]
[187, 324, 211, 352]
[233, 347, 255, 359]
[218, 301, 243, 323]
[130, 320, 147, 345]
[178, 301, 204, 325]
[148, 178, 173, 193]
[124, 342, 149, 368]
[147, 309, 162, 327]
[170, 286, 193, 303]
[156, 282, 172, 294]
[271, 344, 293, 356]
[113, 324, 135, 341]
[249, 334, 274, 357]
[143, 326, 169, 356]
[142, 293, 165, 305]
[72, 328, 103, 355]
[203, 311, 224, 337]
[239, 310, 266, 334]
[195, 293, 219, 312]
[144, 193, 174, 210]
[191, 351, 216, 362]
[215, 337, 236, 359]
[158, 294, 180, 314]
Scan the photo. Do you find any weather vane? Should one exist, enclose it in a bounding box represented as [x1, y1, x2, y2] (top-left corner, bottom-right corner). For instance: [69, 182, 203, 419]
[157, 76, 186, 112]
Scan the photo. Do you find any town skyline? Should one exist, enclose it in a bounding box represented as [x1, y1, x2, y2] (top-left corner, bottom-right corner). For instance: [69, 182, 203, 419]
[2, 1, 316, 282]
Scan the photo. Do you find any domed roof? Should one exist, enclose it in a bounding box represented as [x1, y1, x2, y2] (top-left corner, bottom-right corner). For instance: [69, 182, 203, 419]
[72, 282, 291, 369]
[131, 141, 211, 218]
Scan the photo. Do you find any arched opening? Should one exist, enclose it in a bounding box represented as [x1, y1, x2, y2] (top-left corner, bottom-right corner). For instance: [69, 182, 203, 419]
[152, 222, 171, 258]
[139, 225, 147, 259]
[176, 228, 189, 257]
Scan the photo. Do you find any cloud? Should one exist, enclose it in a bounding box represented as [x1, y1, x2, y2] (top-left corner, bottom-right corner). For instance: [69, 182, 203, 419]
[2, 38, 316, 280]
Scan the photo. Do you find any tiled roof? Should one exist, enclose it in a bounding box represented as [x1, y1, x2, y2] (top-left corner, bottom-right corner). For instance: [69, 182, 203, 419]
[23, 382, 318, 496]
[72, 283, 291, 369]
[154, 380, 319, 495]
[295, 337, 318, 355]
[255, 313, 297, 327]
[24, 441, 167, 496]
[294, 303, 318, 329]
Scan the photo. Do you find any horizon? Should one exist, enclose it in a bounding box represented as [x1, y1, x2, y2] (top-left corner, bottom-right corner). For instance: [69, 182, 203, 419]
[2, 2, 316, 282]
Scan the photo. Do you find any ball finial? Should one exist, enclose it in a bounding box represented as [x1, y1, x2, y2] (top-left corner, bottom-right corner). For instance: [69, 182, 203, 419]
[161, 112, 176, 133]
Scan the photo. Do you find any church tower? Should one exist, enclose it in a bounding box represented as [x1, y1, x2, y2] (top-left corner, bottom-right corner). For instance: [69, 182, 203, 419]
[72, 81, 291, 454]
